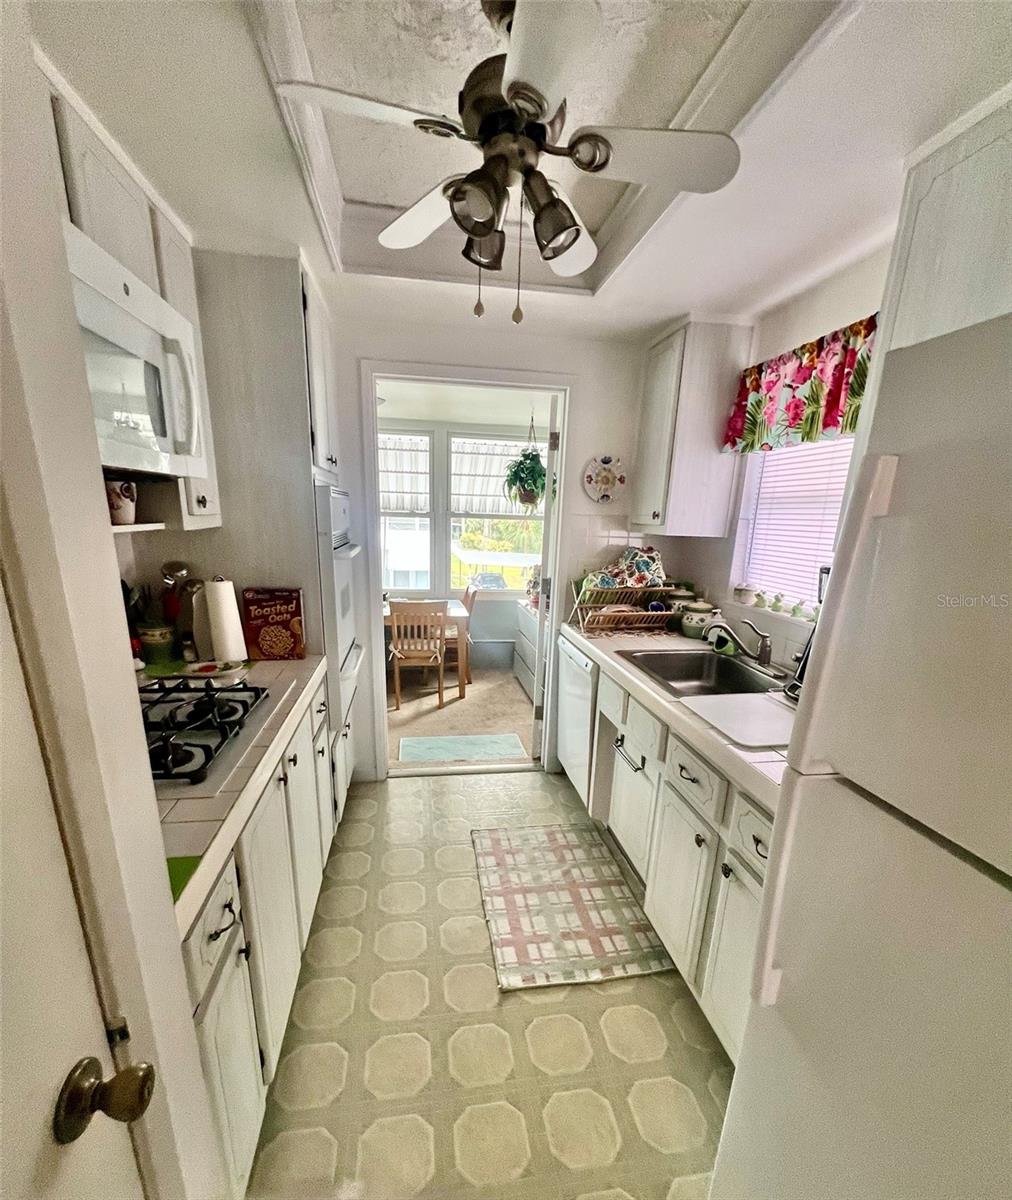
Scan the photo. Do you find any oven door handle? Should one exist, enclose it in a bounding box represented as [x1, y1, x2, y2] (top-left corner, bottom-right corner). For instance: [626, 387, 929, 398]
[163, 336, 200, 459]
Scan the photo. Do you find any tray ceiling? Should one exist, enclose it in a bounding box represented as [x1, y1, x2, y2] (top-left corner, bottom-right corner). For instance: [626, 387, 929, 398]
[296, 0, 746, 235]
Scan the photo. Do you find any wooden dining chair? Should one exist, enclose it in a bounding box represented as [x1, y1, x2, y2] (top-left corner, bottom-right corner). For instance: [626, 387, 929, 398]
[445, 584, 478, 687]
[388, 601, 448, 710]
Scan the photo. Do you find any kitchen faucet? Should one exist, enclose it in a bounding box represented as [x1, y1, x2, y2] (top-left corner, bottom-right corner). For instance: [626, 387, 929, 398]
[703, 619, 773, 668]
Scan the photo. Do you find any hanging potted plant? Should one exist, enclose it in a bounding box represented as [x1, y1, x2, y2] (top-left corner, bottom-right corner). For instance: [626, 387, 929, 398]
[504, 446, 547, 511]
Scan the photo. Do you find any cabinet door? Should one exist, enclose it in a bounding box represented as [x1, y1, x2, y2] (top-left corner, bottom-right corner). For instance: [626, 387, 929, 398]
[314, 723, 336, 866]
[332, 727, 348, 825]
[151, 208, 221, 520]
[608, 745, 658, 876]
[303, 275, 339, 476]
[890, 102, 1011, 352]
[51, 95, 159, 290]
[236, 772, 302, 1081]
[630, 328, 685, 526]
[645, 785, 717, 983]
[700, 853, 763, 1062]
[194, 929, 266, 1199]
[283, 709, 324, 946]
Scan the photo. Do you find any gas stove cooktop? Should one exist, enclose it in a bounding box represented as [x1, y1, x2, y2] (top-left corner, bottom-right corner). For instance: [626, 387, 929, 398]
[139, 677, 268, 785]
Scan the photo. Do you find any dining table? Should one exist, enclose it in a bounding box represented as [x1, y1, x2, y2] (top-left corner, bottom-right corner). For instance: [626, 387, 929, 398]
[382, 598, 470, 696]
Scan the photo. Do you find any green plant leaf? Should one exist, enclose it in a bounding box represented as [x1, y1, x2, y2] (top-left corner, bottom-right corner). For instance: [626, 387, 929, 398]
[801, 377, 824, 443]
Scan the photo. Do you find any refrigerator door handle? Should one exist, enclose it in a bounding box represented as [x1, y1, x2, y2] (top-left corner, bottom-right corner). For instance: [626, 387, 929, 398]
[750, 780, 803, 1008]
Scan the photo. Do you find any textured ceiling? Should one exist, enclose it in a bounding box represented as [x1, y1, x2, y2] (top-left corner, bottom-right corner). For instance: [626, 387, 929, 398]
[296, 0, 747, 232]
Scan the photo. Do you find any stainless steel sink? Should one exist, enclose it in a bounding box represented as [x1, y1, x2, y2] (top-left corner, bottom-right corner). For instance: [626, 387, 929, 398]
[615, 649, 786, 697]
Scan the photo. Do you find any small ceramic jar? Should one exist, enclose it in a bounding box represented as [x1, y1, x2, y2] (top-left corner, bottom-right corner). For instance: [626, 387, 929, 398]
[681, 600, 718, 639]
[733, 584, 757, 606]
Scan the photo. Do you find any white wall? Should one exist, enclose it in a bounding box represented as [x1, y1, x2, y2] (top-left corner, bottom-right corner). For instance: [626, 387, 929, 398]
[323, 283, 646, 777]
[660, 245, 891, 658]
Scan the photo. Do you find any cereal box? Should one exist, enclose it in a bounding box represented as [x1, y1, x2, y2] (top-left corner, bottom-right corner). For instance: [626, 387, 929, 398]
[241, 587, 305, 660]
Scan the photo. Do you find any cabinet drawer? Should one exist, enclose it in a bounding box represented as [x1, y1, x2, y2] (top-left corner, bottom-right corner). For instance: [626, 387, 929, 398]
[728, 792, 773, 880]
[626, 698, 666, 763]
[665, 736, 728, 825]
[517, 601, 539, 644]
[182, 857, 241, 1009]
[310, 681, 329, 736]
[513, 654, 535, 701]
[597, 674, 627, 727]
[514, 630, 536, 674]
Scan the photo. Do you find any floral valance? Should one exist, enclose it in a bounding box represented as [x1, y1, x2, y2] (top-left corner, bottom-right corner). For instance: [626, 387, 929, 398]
[723, 313, 877, 453]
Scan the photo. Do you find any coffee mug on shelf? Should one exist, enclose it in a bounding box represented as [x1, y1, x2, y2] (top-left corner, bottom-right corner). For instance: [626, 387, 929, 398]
[106, 479, 137, 526]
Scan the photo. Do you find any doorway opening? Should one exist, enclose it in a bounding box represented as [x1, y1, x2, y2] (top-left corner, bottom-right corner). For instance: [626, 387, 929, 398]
[367, 375, 563, 775]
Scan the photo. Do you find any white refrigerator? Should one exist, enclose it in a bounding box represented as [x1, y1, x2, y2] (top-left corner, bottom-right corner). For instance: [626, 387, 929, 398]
[708, 314, 1012, 1194]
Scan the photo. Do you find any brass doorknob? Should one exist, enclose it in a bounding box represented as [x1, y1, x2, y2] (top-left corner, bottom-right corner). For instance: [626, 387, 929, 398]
[53, 1057, 155, 1143]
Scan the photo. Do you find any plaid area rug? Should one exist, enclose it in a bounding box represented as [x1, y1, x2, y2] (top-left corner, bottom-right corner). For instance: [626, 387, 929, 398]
[471, 824, 674, 990]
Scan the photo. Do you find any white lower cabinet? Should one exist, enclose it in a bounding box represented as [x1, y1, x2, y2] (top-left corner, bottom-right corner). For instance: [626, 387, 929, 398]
[645, 785, 717, 983]
[609, 737, 659, 876]
[700, 852, 764, 1061]
[281, 709, 324, 947]
[314, 722, 336, 865]
[236, 772, 302, 1082]
[194, 927, 266, 1199]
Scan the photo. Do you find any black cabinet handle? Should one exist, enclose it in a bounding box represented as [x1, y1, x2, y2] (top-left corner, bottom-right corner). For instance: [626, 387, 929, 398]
[693, 832, 705, 848]
[752, 833, 769, 860]
[287, 753, 298, 767]
[721, 861, 733, 879]
[238, 942, 252, 963]
[195, 493, 207, 509]
[651, 510, 660, 520]
[613, 734, 644, 773]
[316, 702, 328, 714]
[278, 773, 288, 786]
[678, 763, 700, 786]
[208, 899, 237, 943]
[317, 745, 326, 758]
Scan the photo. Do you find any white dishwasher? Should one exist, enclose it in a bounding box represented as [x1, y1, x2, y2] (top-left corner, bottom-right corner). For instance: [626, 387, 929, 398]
[556, 636, 598, 807]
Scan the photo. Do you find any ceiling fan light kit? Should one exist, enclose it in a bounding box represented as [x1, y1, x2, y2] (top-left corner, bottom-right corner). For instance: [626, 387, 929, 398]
[278, 0, 741, 321]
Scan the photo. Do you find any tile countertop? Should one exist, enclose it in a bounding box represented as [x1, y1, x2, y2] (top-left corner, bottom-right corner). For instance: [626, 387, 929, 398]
[160, 656, 327, 938]
[559, 625, 790, 814]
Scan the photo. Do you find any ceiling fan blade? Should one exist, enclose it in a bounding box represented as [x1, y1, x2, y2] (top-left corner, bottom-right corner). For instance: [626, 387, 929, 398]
[378, 177, 462, 249]
[503, 0, 602, 120]
[276, 81, 463, 136]
[544, 183, 597, 277]
[572, 126, 740, 193]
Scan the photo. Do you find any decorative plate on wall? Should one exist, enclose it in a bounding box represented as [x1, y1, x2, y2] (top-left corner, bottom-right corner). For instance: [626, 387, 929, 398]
[582, 455, 627, 504]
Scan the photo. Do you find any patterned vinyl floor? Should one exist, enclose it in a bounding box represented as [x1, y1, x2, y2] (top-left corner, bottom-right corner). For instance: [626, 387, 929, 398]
[249, 771, 732, 1200]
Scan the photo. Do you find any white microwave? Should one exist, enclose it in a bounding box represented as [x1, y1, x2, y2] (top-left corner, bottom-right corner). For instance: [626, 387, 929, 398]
[63, 219, 206, 478]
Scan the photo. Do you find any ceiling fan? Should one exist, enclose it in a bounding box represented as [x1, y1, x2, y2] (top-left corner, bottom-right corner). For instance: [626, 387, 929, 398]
[277, 0, 740, 282]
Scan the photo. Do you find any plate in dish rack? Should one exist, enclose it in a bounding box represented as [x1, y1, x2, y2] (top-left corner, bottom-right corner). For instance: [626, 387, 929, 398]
[582, 455, 626, 503]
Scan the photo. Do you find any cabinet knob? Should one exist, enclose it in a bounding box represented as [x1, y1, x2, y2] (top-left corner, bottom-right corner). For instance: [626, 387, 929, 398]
[278, 773, 288, 786]
[317, 745, 326, 758]
[238, 942, 252, 963]
[720, 861, 733, 879]
[287, 753, 298, 767]
[693, 832, 705, 848]
[316, 702, 328, 714]
[195, 493, 207, 509]
[652, 510, 660, 520]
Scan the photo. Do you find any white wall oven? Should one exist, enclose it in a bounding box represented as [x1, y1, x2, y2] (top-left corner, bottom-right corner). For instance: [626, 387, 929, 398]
[64, 218, 206, 478]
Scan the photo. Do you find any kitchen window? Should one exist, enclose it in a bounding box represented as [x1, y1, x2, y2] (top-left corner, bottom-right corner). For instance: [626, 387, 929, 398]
[742, 437, 856, 603]
[378, 432, 431, 591]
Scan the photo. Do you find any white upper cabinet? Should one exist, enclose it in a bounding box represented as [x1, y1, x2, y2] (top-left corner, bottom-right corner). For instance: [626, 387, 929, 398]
[303, 273, 341, 480]
[631, 322, 751, 536]
[50, 94, 160, 291]
[889, 102, 1012, 352]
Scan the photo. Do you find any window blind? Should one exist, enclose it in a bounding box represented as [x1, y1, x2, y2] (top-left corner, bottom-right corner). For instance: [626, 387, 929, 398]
[450, 436, 547, 516]
[378, 433, 430, 513]
[744, 437, 856, 602]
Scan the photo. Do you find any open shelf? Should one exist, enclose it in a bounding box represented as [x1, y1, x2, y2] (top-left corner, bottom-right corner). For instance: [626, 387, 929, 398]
[111, 522, 167, 535]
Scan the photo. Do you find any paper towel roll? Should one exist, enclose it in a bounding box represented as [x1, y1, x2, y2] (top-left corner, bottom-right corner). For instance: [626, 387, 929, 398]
[202, 578, 247, 662]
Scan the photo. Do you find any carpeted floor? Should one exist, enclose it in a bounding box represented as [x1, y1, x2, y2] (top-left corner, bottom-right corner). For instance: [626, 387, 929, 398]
[249, 771, 732, 1200]
[387, 666, 533, 768]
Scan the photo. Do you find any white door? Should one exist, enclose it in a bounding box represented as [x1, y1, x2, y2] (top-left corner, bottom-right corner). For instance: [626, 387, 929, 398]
[645, 785, 717, 983]
[194, 928, 266, 1200]
[711, 771, 1012, 1200]
[313, 722, 336, 866]
[630, 328, 684, 526]
[283, 709, 325, 946]
[699, 850, 762, 1061]
[531, 393, 559, 760]
[1, 586, 145, 1200]
[608, 745, 658, 876]
[235, 772, 302, 1082]
[789, 316, 1012, 872]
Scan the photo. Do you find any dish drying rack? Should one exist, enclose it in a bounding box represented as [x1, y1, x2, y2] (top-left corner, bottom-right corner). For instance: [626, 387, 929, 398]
[569, 582, 687, 636]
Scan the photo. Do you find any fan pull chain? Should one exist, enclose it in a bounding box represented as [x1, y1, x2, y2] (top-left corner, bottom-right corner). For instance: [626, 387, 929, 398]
[512, 194, 524, 324]
[473, 266, 484, 318]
